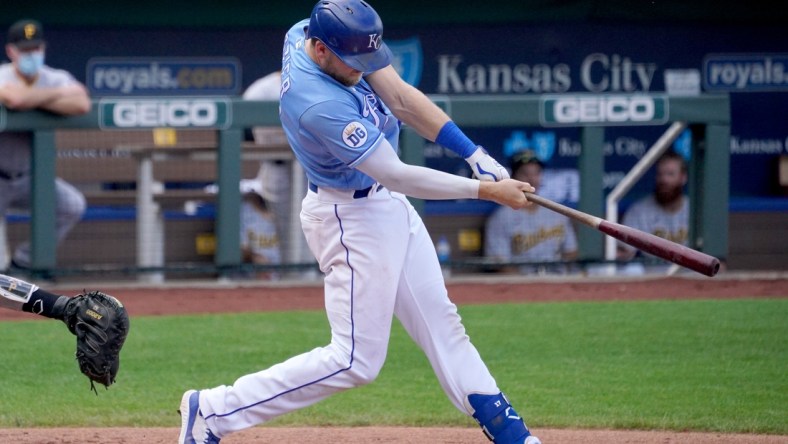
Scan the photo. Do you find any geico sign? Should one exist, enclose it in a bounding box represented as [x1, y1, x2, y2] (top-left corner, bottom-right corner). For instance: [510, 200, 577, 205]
[99, 99, 230, 128]
[540, 95, 668, 126]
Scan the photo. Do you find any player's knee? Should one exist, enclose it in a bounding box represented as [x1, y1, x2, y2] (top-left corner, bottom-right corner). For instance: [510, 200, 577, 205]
[345, 357, 386, 386]
[467, 392, 534, 443]
[73, 192, 87, 217]
[326, 344, 384, 387]
[60, 192, 87, 221]
[344, 367, 378, 386]
[350, 353, 388, 386]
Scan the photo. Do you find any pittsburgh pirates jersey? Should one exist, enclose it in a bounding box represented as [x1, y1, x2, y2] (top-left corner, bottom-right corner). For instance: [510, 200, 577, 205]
[278, 19, 400, 190]
[485, 205, 578, 263]
[240, 198, 281, 264]
[619, 194, 689, 253]
[0, 63, 80, 173]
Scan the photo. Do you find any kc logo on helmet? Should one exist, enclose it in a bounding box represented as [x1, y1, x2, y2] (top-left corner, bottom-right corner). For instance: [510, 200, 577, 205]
[368, 34, 382, 49]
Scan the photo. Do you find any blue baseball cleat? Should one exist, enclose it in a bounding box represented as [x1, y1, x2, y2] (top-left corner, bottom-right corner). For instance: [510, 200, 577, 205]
[178, 390, 221, 444]
[468, 392, 541, 444]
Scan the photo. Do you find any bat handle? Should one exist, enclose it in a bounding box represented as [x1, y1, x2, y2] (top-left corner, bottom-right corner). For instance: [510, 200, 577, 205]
[524, 192, 602, 228]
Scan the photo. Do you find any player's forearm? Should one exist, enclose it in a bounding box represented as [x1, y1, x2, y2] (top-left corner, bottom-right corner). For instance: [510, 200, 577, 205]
[366, 69, 482, 161]
[369, 161, 479, 200]
[38, 85, 91, 115]
[12, 85, 90, 115]
[0, 273, 39, 311]
[358, 139, 533, 206]
[356, 139, 479, 200]
[390, 86, 449, 140]
[40, 95, 91, 115]
[366, 66, 449, 140]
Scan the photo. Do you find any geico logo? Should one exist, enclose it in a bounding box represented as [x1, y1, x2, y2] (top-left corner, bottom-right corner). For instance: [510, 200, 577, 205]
[113, 101, 218, 127]
[553, 96, 655, 123]
[176, 67, 234, 88]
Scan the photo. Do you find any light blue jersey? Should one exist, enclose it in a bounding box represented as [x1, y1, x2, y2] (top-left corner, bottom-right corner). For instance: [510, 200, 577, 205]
[279, 19, 400, 190]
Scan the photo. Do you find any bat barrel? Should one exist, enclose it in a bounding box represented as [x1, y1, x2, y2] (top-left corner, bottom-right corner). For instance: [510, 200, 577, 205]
[598, 220, 720, 277]
[523, 191, 721, 277]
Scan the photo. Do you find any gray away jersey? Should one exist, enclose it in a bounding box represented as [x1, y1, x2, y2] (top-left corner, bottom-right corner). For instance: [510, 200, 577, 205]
[619, 194, 689, 254]
[485, 205, 578, 262]
[0, 63, 80, 173]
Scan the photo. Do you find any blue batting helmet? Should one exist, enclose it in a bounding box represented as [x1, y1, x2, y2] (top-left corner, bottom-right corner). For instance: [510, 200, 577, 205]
[306, 0, 393, 73]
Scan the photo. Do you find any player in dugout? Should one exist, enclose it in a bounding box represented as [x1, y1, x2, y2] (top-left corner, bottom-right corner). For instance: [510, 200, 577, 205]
[178, 1, 541, 444]
[0, 19, 89, 276]
[616, 149, 690, 273]
[485, 149, 578, 275]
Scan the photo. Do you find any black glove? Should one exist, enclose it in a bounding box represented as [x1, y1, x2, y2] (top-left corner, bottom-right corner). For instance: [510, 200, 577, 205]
[61, 291, 130, 393]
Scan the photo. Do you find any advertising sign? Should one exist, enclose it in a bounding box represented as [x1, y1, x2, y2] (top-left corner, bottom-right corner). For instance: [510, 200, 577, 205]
[87, 58, 241, 97]
[98, 98, 231, 129]
[540, 95, 668, 127]
[704, 54, 788, 92]
[38, 21, 786, 200]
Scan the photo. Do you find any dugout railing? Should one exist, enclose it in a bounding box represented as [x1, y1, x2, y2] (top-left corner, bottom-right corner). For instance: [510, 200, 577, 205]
[1, 94, 730, 280]
[403, 93, 730, 269]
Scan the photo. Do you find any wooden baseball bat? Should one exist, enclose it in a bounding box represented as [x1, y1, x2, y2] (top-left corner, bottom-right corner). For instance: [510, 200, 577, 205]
[524, 192, 721, 277]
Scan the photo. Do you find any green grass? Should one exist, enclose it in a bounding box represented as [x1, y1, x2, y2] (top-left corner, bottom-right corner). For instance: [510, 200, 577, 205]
[0, 298, 785, 434]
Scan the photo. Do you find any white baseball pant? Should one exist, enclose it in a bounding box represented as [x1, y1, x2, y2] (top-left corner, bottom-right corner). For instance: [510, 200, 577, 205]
[198, 186, 500, 436]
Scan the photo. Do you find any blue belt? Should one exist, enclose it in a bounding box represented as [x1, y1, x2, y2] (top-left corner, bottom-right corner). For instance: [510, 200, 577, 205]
[308, 182, 383, 199]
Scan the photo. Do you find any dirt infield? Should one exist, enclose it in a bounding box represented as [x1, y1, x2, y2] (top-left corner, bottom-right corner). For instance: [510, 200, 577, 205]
[1, 426, 787, 444]
[3, 273, 786, 321]
[2, 273, 786, 443]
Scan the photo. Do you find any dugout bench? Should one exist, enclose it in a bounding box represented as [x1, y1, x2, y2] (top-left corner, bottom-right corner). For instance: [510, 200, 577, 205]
[54, 129, 294, 281]
[2, 95, 731, 280]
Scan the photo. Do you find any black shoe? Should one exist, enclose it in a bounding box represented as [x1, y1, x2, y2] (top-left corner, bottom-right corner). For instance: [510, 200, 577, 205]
[8, 259, 27, 274]
[10, 259, 55, 282]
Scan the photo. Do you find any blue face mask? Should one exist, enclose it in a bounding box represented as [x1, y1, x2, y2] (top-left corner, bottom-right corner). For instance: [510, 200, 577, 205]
[17, 50, 45, 76]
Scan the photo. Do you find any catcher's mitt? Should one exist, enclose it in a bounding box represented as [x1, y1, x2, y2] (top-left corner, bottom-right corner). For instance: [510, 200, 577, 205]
[62, 291, 130, 393]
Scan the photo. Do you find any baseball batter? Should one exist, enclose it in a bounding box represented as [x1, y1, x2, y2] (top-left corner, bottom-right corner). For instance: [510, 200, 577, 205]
[0, 19, 88, 271]
[179, 2, 541, 443]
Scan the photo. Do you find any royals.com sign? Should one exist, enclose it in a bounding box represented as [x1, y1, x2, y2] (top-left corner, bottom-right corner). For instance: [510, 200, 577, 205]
[539, 94, 668, 127]
[703, 53, 788, 92]
[87, 58, 241, 96]
[98, 99, 232, 129]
